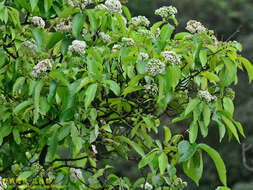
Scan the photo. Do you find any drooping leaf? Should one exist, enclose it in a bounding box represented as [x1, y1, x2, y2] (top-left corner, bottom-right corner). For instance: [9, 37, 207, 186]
[84, 83, 98, 109]
[185, 98, 200, 116]
[183, 150, 203, 185]
[178, 140, 197, 163]
[198, 143, 227, 186]
[189, 121, 198, 143]
[158, 152, 168, 175]
[72, 13, 86, 39]
[33, 80, 44, 124]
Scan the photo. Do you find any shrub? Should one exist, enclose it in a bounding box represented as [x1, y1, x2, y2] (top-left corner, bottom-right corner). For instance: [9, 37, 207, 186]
[0, 0, 253, 189]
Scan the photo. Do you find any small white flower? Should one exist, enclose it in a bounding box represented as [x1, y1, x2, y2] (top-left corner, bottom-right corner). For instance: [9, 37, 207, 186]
[129, 16, 150, 27]
[147, 58, 165, 76]
[56, 17, 72, 33]
[186, 20, 207, 33]
[68, 40, 87, 55]
[70, 168, 83, 182]
[99, 32, 111, 43]
[23, 40, 37, 55]
[112, 44, 121, 52]
[105, 0, 122, 14]
[32, 59, 52, 78]
[155, 27, 161, 38]
[155, 6, 177, 20]
[140, 182, 153, 190]
[139, 52, 149, 59]
[144, 84, 158, 94]
[138, 29, 155, 40]
[32, 16, 45, 29]
[82, 28, 88, 36]
[91, 145, 98, 154]
[0, 176, 7, 190]
[68, 0, 92, 10]
[161, 51, 181, 66]
[122, 37, 134, 46]
[198, 90, 217, 103]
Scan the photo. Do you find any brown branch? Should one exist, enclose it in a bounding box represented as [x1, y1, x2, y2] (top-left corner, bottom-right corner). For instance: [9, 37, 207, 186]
[242, 143, 253, 172]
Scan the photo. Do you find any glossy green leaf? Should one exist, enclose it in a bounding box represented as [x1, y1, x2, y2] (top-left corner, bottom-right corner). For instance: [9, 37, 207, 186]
[138, 151, 157, 169]
[47, 80, 58, 105]
[84, 83, 97, 109]
[103, 80, 120, 96]
[164, 126, 172, 144]
[158, 152, 168, 175]
[203, 103, 211, 127]
[86, 9, 97, 34]
[221, 115, 240, 143]
[17, 171, 33, 180]
[44, 0, 53, 14]
[72, 13, 85, 39]
[178, 140, 197, 163]
[183, 150, 203, 185]
[30, 0, 39, 11]
[47, 32, 64, 49]
[32, 28, 46, 51]
[160, 23, 174, 48]
[13, 99, 33, 115]
[185, 98, 200, 116]
[216, 186, 231, 190]
[223, 97, 234, 116]
[199, 49, 208, 67]
[189, 121, 198, 143]
[13, 128, 21, 144]
[118, 136, 145, 157]
[198, 143, 227, 186]
[33, 80, 44, 124]
[122, 5, 131, 20]
[238, 56, 253, 82]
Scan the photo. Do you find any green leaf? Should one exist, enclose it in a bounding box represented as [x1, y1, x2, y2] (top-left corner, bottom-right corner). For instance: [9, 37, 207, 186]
[13, 128, 21, 144]
[58, 124, 71, 141]
[103, 80, 120, 96]
[174, 32, 191, 40]
[47, 80, 58, 105]
[223, 97, 234, 116]
[201, 71, 220, 83]
[160, 23, 174, 48]
[30, 0, 39, 11]
[234, 121, 245, 138]
[86, 9, 97, 35]
[203, 103, 211, 127]
[13, 99, 33, 115]
[138, 151, 157, 169]
[39, 96, 50, 115]
[32, 28, 46, 51]
[48, 129, 58, 160]
[185, 98, 200, 116]
[47, 32, 64, 49]
[163, 126, 172, 144]
[238, 56, 253, 83]
[50, 71, 70, 87]
[122, 86, 144, 96]
[72, 13, 85, 39]
[158, 152, 168, 175]
[12, 77, 25, 95]
[199, 49, 208, 67]
[189, 121, 198, 143]
[198, 120, 208, 138]
[122, 5, 131, 20]
[61, 38, 72, 55]
[221, 115, 240, 143]
[17, 171, 33, 180]
[84, 83, 97, 109]
[178, 140, 197, 163]
[198, 143, 227, 186]
[118, 136, 145, 157]
[44, 0, 52, 14]
[183, 150, 203, 185]
[34, 80, 44, 124]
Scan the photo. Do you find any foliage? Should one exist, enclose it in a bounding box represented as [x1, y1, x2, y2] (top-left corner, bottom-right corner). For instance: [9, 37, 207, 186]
[0, 0, 253, 189]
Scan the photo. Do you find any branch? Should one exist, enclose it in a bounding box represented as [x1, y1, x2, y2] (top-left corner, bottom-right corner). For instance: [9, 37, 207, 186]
[242, 143, 253, 172]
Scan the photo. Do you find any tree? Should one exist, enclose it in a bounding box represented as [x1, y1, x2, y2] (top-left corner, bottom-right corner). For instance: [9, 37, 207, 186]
[0, 0, 253, 189]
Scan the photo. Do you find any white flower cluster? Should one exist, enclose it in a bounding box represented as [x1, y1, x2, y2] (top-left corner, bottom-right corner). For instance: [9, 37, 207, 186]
[68, 0, 92, 10]
[105, 0, 122, 14]
[95, 4, 108, 11]
[32, 59, 52, 78]
[32, 16, 45, 29]
[99, 32, 111, 43]
[198, 90, 217, 103]
[70, 168, 83, 182]
[122, 37, 134, 46]
[0, 177, 7, 190]
[144, 84, 158, 94]
[68, 40, 87, 55]
[147, 58, 165, 76]
[140, 182, 153, 190]
[139, 52, 149, 59]
[112, 44, 121, 52]
[56, 17, 72, 33]
[138, 29, 154, 40]
[155, 6, 177, 20]
[82, 28, 88, 36]
[23, 40, 37, 55]
[161, 51, 181, 66]
[129, 16, 150, 27]
[185, 20, 207, 33]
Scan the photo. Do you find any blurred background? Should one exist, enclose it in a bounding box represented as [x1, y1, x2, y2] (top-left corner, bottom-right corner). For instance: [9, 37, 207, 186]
[119, 0, 253, 189]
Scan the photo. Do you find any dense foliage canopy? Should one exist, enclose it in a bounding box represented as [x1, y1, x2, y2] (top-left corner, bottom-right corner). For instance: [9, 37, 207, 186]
[0, 0, 253, 189]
